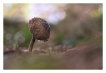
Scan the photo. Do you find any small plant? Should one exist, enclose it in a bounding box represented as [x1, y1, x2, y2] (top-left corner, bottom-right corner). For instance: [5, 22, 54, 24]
[28, 17, 50, 52]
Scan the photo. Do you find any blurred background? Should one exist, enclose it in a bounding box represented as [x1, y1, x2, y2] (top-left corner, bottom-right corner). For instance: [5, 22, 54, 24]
[3, 3, 103, 69]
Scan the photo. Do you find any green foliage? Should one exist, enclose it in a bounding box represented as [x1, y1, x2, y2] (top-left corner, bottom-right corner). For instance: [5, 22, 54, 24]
[4, 36, 7, 44]
[98, 15, 102, 31]
[76, 33, 87, 45]
[54, 33, 65, 45]
[21, 26, 32, 46]
[22, 26, 31, 38]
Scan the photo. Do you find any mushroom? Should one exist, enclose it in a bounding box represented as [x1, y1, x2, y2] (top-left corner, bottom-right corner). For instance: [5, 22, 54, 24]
[28, 17, 50, 52]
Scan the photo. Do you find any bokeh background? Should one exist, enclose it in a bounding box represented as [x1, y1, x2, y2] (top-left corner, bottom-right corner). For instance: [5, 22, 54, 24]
[3, 3, 103, 69]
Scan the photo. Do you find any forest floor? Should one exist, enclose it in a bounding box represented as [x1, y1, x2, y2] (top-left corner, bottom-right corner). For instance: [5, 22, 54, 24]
[4, 39, 102, 69]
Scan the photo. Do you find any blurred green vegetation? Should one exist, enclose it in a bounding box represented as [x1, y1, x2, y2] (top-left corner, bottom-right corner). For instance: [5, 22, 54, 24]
[4, 4, 102, 47]
[54, 33, 65, 45]
[3, 4, 102, 69]
[4, 18, 32, 47]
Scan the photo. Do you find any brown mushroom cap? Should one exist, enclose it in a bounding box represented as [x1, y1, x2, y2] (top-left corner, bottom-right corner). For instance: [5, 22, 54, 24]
[28, 17, 50, 42]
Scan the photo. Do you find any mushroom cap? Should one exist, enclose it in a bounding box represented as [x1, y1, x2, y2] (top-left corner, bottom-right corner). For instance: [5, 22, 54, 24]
[28, 17, 50, 42]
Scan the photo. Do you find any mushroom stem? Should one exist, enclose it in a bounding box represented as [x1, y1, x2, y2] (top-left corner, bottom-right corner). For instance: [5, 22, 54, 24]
[28, 36, 36, 52]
